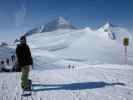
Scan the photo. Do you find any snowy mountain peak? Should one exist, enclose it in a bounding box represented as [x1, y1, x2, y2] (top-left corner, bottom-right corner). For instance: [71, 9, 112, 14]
[44, 16, 76, 30]
[54, 16, 70, 25]
[98, 21, 114, 33]
[98, 22, 117, 40]
[25, 16, 76, 36]
[102, 21, 113, 30]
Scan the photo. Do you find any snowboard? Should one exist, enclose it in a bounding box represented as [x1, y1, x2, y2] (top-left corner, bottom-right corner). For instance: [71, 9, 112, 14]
[21, 79, 32, 96]
[21, 90, 32, 96]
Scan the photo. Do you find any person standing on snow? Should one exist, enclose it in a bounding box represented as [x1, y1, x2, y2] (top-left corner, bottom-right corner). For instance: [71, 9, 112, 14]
[11, 55, 15, 62]
[6, 58, 9, 65]
[0, 60, 5, 71]
[16, 36, 33, 90]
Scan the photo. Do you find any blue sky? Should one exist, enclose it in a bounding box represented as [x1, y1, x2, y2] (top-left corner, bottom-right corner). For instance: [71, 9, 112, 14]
[0, 0, 133, 42]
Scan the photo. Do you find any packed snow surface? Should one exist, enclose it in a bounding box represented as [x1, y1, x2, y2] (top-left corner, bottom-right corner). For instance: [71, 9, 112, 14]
[0, 64, 133, 100]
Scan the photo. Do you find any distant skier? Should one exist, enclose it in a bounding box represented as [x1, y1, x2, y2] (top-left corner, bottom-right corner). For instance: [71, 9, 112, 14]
[1, 60, 4, 65]
[0, 60, 5, 71]
[11, 55, 15, 62]
[16, 36, 33, 91]
[6, 58, 9, 65]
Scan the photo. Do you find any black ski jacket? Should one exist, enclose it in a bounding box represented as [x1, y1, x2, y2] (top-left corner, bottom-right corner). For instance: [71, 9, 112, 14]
[16, 44, 33, 66]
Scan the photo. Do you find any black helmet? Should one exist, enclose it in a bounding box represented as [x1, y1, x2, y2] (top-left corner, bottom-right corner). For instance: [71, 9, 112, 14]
[20, 36, 26, 44]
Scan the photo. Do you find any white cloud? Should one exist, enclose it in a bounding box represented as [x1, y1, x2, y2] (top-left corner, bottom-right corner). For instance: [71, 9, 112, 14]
[15, 4, 26, 27]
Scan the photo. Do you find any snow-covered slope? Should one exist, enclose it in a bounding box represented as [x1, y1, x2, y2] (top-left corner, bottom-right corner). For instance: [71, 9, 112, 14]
[25, 16, 76, 36]
[1, 19, 133, 100]
[24, 22, 133, 69]
[0, 64, 133, 100]
[54, 26, 133, 65]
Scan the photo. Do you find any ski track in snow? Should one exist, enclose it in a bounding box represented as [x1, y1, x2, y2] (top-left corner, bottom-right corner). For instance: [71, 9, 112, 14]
[0, 65, 133, 100]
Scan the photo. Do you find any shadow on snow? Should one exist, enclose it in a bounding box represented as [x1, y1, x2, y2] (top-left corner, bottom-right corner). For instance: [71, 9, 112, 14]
[32, 81, 125, 92]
